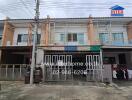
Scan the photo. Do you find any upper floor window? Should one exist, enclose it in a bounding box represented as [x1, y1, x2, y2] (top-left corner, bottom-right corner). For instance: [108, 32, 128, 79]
[99, 32, 124, 45]
[60, 33, 84, 44]
[17, 34, 41, 43]
[0, 34, 2, 45]
[17, 34, 28, 42]
[112, 33, 124, 43]
[99, 33, 109, 44]
[60, 34, 65, 42]
[67, 33, 77, 42]
[77, 33, 84, 44]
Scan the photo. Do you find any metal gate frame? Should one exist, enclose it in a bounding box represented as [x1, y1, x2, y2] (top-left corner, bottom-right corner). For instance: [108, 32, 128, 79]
[86, 55, 103, 81]
[0, 64, 29, 81]
[43, 55, 73, 81]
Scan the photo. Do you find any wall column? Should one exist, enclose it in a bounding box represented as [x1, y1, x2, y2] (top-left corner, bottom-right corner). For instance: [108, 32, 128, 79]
[127, 22, 132, 43]
[1, 18, 15, 46]
[40, 16, 50, 46]
[87, 16, 95, 45]
[27, 23, 32, 46]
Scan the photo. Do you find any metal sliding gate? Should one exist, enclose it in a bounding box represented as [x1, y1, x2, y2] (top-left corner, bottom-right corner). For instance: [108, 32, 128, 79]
[86, 55, 103, 81]
[0, 64, 29, 81]
[44, 55, 73, 81]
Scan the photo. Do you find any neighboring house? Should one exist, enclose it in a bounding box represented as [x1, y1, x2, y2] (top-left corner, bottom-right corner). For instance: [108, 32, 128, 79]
[0, 17, 132, 82]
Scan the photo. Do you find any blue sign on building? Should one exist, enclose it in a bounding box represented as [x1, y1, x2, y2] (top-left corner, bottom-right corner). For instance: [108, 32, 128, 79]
[110, 5, 124, 16]
[64, 46, 77, 51]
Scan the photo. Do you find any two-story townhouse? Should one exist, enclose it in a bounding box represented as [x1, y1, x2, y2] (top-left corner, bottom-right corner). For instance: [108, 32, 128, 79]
[0, 16, 132, 82]
[37, 17, 132, 82]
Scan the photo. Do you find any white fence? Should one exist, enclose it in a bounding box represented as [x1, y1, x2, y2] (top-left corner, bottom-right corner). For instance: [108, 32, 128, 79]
[0, 64, 30, 81]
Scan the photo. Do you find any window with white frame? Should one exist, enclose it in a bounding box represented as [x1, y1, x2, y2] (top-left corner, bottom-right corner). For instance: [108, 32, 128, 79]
[99, 33, 109, 44]
[60, 34, 65, 42]
[112, 33, 124, 43]
[77, 33, 84, 44]
[17, 34, 41, 43]
[60, 33, 84, 44]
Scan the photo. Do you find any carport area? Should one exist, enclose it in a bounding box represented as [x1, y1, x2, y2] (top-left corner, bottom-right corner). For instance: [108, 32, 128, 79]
[0, 46, 32, 64]
[102, 46, 132, 81]
[0, 46, 32, 80]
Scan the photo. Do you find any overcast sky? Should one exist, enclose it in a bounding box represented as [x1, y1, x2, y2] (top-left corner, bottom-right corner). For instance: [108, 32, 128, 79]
[0, 0, 132, 19]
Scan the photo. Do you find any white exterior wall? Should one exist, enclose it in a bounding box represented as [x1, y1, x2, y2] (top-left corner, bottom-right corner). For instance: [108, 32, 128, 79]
[13, 27, 41, 46]
[50, 23, 88, 45]
[36, 48, 44, 64]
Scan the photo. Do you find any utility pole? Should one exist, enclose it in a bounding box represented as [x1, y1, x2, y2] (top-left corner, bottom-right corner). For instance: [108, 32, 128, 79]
[30, 0, 40, 84]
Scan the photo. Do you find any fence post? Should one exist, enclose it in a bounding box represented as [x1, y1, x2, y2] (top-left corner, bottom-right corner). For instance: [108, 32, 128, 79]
[20, 65, 22, 79]
[0, 83, 1, 91]
[6, 65, 8, 78]
[12, 65, 15, 80]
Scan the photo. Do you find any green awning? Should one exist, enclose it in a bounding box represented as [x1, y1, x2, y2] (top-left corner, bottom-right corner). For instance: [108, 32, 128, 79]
[90, 45, 101, 51]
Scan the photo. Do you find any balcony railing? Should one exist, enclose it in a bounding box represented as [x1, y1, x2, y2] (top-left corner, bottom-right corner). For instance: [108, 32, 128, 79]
[99, 40, 132, 46]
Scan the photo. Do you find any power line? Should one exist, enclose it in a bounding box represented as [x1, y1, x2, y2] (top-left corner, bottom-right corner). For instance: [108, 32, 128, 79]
[19, 0, 34, 16]
[40, 0, 132, 6]
[0, 0, 35, 19]
[0, 0, 132, 19]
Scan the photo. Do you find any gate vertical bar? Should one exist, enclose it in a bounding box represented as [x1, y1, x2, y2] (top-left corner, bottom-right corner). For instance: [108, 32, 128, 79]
[70, 55, 73, 81]
[86, 55, 88, 81]
[64, 55, 66, 81]
[43, 53, 46, 82]
[100, 48, 103, 82]
[58, 55, 59, 80]
[63, 55, 66, 80]
[92, 55, 94, 81]
[51, 55, 54, 80]
[12, 65, 15, 80]
[96, 55, 99, 81]
[49, 55, 52, 80]
[6, 65, 8, 78]
[95, 55, 98, 81]
[20, 65, 22, 79]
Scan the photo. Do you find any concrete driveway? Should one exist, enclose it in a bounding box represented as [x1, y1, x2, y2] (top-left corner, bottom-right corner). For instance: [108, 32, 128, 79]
[0, 81, 132, 100]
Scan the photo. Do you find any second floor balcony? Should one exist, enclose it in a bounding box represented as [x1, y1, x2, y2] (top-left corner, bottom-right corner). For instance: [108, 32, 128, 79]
[15, 34, 41, 46]
[99, 32, 132, 46]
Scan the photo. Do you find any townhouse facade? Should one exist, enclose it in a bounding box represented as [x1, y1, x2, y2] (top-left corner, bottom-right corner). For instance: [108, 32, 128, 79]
[0, 16, 132, 82]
